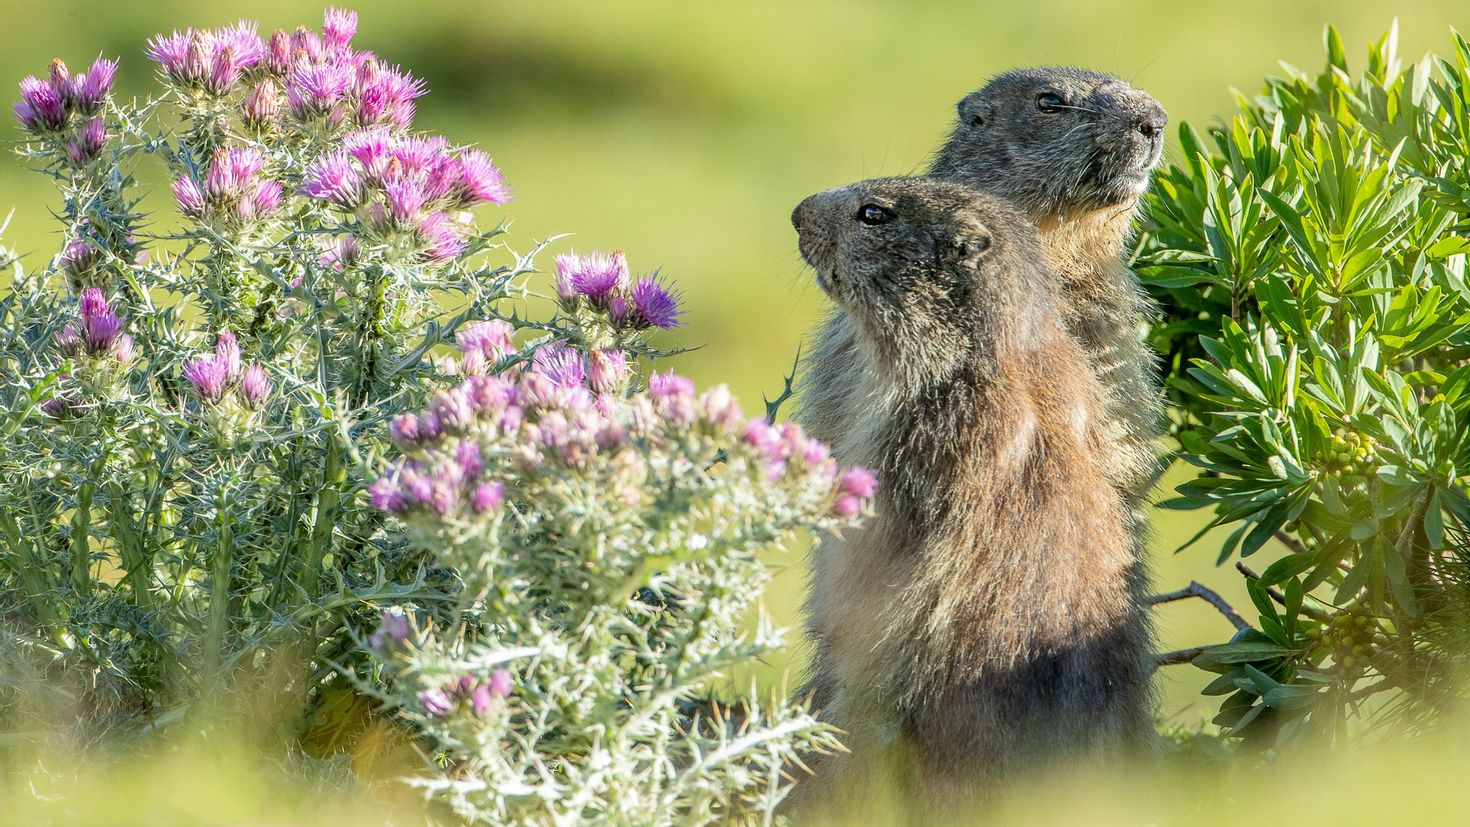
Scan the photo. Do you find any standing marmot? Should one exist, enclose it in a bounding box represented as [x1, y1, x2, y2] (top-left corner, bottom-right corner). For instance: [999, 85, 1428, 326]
[790, 178, 1150, 808]
[797, 72, 1167, 793]
[803, 67, 1167, 501]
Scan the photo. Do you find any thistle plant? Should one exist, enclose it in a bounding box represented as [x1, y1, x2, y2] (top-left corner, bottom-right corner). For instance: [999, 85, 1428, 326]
[0, 9, 870, 823]
[1141, 24, 1470, 745]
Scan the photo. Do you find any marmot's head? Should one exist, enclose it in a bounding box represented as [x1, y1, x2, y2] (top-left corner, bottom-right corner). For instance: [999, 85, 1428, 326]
[792, 178, 1052, 376]
[932, 67, 1166, 217]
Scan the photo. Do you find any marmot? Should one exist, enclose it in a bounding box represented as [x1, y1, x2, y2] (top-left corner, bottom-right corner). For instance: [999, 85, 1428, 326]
[796, 71, 1167, 797]
[790, 178, 1151, 808]
[802, 67, 1167, 500]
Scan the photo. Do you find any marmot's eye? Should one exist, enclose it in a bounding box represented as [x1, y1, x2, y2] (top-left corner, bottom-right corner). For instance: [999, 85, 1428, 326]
[1036, 93, 1066, 113]
[857, 204, 894, 226]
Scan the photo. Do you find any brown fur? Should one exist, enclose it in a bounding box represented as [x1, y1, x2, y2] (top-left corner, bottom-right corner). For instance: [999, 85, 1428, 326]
[789, 179, 1150, 813]
[803, 67, 1167, 502]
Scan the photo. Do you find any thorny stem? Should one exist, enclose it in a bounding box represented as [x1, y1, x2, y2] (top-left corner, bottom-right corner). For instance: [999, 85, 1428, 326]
[204, 479, 236, 684]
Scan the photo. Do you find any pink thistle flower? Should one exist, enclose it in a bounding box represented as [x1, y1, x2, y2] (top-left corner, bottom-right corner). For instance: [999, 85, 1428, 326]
[455, 439, 484, 477]
[399, 467, 433, 506]
[699, 384, 744, 432]
[499, 404, 524, 433]
[69, 116, 107, 166]
[555, 250, 628, 302]
[629, 274, 683, 329]
[455, 320, 516, 361]
[322, 7, 358, 50]
[113, 334, 136, 366]
[79, 288, 109, 320]
[144, 30, 195, 81]
[744, 418, 782, 463]
[355, 66, 425, 128]
[468, 682, 494, 716]
[607, 294, 631, 325]
[384, 178, 427, 225]
[833, 495, 863, 519]
[464, 374, 516, 415]
[395, 135, 450, 172]
[205, 45, 245, 95]
[266, 29, 293, 74]
[429, 388, 474, 434]
[12, 101, 39, 132]
[455, 149, 511, 206]
[418, 410, 444, 440]
[488, 666, 511, 699]
[418, 688, 454, 718]
[173, 177, 206, 217]
[471, 480, 505, 514]
[344, 127, 394, 177]
[369, 609, 409, 650]
[388, 413, 420, 446]
[73, 56, 117, 115]
[648, 371, 695, 402]
[531, 342, 586, 388]
[417, 211, 467, 262]
[239, 364, 272, 406]
[287, 62, 352, 117]
[41, 395, 80, 420]
[214, 332, 242, 381]
[54, 324, 81, 356]
[320, 234, 361, 270]
[82, 309, 123, 353]
[60, 239, 95, 276]
[243, 178, 284, 219]
[183, 356, 229, 402]
[518, 372, 558, 410]
[837, 466, 879, 499]
[242, 79, 282, 127]
[213, 21, 267, 71]
[460, 348, 488, 376]
[290, 27, 327, 64]
[206, 147, 266, 199]
[16, 75, 66, 132]
[47, 59, 72, 98]
[302, 150, 362, 207]
[649, 371, 696, 424]
[421, 157, 460, 202]
[588, 349, 630, 395]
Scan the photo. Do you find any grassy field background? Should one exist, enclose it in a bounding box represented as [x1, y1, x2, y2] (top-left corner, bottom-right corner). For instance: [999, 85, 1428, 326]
[2, 0, 1466, 738]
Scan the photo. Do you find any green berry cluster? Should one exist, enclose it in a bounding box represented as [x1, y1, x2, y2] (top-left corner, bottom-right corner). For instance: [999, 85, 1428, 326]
[1319, 427, 1380, 487]
[1304, 609, 1376, 672]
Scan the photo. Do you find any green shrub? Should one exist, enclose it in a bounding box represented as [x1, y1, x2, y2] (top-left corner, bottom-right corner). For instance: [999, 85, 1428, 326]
[1141, 23, 1470, 745]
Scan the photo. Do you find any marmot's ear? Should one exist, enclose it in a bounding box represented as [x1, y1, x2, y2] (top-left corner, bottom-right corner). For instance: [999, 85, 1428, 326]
[957, 92, 993, 129]
[940, 223, 993, 266]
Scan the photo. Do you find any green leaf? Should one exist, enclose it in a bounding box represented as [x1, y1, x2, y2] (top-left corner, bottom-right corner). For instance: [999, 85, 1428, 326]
[1260, 553, 1316, 586]
[1241, 502, 1290, 557]
[1200, 641, 1293, 663]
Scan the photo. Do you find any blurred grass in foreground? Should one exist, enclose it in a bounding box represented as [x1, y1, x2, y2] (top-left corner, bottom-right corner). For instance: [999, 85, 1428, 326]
[7, 711, 1469, 825]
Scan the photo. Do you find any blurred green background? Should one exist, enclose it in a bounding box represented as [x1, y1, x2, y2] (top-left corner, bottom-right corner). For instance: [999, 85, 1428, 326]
[1, 0, 1466, 727]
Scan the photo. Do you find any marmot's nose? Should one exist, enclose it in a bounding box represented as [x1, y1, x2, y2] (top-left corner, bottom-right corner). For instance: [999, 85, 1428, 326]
[1134, 102, 1168, 140]
[791, 196, 817, 232]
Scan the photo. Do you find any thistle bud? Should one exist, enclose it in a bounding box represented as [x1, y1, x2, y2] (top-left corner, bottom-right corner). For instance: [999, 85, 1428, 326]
[238, 364, 272, 406]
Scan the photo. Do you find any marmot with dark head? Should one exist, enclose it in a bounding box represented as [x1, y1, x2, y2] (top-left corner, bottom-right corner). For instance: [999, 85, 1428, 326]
[804, 66, 1168, 503]
[790, 178, 1150, 808]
